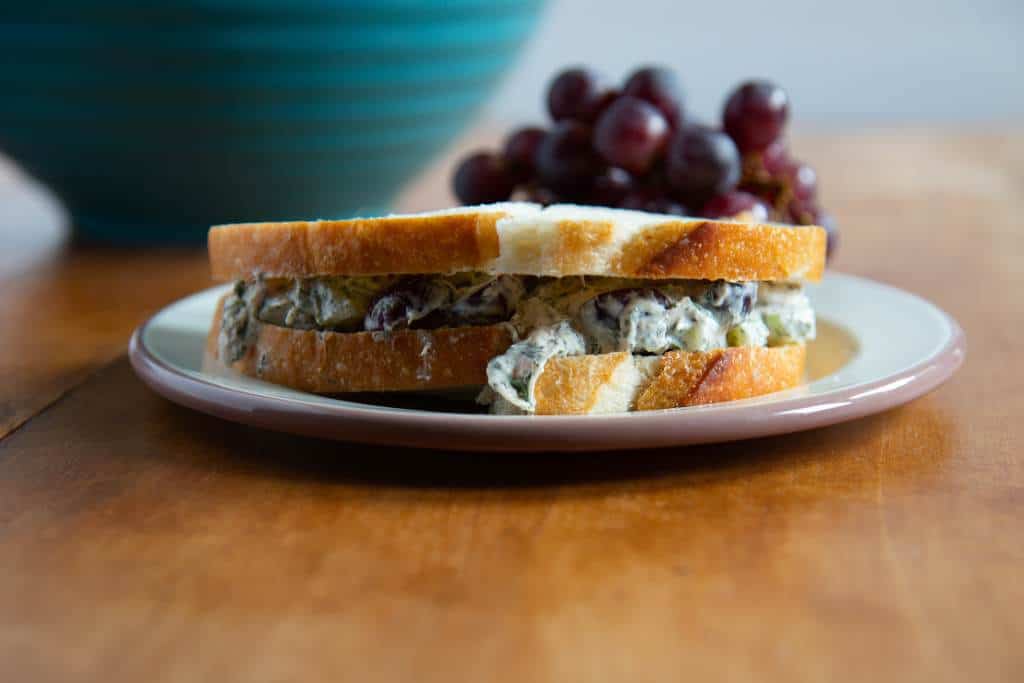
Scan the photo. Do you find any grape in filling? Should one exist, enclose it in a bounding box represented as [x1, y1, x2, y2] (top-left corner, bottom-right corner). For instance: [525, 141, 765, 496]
[578, 283, 740, 355]
[578, 288, 670, 353]
[363, 277, 454, 332]
[447, 275, 526, 326]
[701, 280, 758, 327]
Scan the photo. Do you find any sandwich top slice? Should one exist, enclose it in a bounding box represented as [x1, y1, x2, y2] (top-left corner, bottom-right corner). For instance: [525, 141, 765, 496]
[206, 203, 827, 415]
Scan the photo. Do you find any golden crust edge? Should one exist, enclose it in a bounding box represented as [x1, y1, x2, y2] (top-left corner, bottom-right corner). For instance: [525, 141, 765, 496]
[209, 212, 826, 282]
[208, 210, 506, 281]
[532, 345, 806, 414]
[205, 296, 515, 393]
[635, 344, 807, 410]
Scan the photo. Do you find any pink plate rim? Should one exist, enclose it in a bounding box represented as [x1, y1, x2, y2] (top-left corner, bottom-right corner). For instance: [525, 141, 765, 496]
[128, 291, 966, 452]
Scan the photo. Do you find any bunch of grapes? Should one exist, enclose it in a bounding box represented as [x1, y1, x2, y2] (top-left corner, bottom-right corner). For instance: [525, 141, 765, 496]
[452, 66, 837, 258]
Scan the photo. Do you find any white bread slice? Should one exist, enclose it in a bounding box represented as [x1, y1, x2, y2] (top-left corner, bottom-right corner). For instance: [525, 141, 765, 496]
[208, 203, 538, 281]
[207, 295, 805, 412]
[209, 203, 826, 283]
[523, 344, 806, 415]
[205, 295, 514, 393]
[491, 204, 824, 281]
[522, 352, 650, 415]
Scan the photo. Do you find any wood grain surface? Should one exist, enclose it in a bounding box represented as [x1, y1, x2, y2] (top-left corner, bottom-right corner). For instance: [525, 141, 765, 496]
[0, 128, 1021, 682]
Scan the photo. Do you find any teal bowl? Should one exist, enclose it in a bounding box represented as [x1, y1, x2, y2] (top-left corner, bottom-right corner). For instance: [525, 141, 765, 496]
[0, 1, 544, 244]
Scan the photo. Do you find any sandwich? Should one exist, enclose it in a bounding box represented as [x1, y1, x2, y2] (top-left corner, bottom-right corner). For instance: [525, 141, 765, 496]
[206, 203, 826, 415]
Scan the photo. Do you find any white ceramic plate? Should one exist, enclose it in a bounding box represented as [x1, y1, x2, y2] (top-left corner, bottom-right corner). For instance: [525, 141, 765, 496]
[130, 273, 965, 452]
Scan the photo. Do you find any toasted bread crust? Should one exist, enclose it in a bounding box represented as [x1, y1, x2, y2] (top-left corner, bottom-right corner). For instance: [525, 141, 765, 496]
[531, 345, 806, 414]
[209, 204, 826, 282]
[209, 209, 505, 280]
[612, 221, 825, 281]
[532, 352, 634, 415]
[635, 344, 806, 410]
[206, 298, 514, 393]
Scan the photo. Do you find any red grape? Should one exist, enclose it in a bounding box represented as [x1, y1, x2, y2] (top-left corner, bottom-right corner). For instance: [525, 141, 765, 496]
[535, 120, 601, 198]
[522, 184, 560, 206]
[452, 151, 514, 205]
[723, 80, 789, 152]
[786, 162, 817, 201]
[588, 88, 621, 122]
[786, 199, 837, 258]
[618, 187, 657, 211]
[665, 126, 741, 205]
[619, 190, 689, 216]
[787, 197, 816, 224]
[451, 66, 826, 242]
[644, 197, 689, 216]
[701, 191, 769, 221]
[623, 66, 684, 129]
[590, 166, 634, 206]
[758, 144, 816, 201]
[760, 140, 790, 176]
[502, 127, 547, 182]
[739, 181, 778, 203]
[547, 67, 611, 123]
[593, 96, 670, 174]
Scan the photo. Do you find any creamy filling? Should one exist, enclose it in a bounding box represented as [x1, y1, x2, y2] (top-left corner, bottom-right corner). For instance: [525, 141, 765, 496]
[482, 278, 814, 412]
[245, 273, 525, 333]
[218, 274, 815, 411]
[218, 279, 265, 364]
[485, 320, 587, 412]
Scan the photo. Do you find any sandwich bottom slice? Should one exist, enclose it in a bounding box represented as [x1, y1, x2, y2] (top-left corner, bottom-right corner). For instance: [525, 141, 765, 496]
[207, 272, 815, 415]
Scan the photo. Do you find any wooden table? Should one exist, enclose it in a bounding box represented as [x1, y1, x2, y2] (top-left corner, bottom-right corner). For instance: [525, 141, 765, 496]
[0, 128, 1021, 682]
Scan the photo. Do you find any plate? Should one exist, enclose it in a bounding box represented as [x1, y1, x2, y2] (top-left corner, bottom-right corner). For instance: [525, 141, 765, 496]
[129, 273, 965, 452]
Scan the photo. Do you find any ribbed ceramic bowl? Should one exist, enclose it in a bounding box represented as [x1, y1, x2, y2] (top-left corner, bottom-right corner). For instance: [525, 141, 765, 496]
[0, 1, 544, 244]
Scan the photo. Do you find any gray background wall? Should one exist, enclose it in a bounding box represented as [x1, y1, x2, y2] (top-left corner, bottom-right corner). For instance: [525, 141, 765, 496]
[483, 0, 1023, 125]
